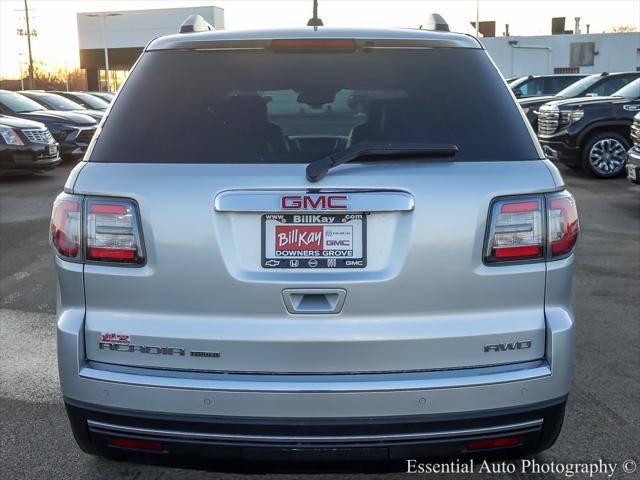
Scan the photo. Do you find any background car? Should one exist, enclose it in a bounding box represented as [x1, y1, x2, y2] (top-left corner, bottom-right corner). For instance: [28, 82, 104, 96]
[0, 90, 97, 160]
[538, 79, 640, 177]
[0, 115, 61, 174]
[509, 74, 586, 98]
[626, 112, 640, 184]
[51, 91, 110, 111]
[19, 91, 104, 121]
[519, 71, 640, 128]
[87, 91, 114, 102]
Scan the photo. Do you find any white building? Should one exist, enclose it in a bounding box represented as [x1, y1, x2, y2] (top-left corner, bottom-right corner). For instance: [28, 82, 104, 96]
[77, 5, 224, 91]
[481, 32, 640, 78]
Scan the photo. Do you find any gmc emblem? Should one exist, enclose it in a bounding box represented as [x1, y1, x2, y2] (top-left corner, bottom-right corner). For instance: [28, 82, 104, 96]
[281, 195, 348, 210]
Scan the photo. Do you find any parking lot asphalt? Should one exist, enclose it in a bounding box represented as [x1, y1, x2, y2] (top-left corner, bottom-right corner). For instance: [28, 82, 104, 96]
[0, 163, 638, 479]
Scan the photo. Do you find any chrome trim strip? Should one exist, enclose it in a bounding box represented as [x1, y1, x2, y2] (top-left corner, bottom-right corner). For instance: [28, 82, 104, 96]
[214, 190, 415, 213]
[88, 418, 543, 444]
[79, 360, 551, 393]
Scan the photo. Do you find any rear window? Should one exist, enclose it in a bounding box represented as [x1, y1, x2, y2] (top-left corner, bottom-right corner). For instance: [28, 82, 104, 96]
[90, 48, 540, 163]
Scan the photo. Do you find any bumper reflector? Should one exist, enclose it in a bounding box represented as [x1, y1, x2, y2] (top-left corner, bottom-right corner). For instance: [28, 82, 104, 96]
[466, 435, 520, 450]
[110, 437, 164, 451]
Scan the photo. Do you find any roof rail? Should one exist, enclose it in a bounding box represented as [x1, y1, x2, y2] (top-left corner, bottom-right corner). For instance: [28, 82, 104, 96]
[420, 13, 449, 32]
[179, 15, 214, 34]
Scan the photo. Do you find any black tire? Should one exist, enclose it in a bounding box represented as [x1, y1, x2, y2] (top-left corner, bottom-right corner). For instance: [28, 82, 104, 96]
[581, 132, 630, 178]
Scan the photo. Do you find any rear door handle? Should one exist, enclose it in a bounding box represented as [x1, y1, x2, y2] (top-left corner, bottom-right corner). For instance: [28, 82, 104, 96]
[282, 289, 346, 314]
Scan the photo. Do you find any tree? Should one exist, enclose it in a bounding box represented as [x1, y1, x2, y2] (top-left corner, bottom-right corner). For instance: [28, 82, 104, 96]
[606, 24, 637, 32]
[67, 69, 88, 91]
[32, 64, 64, 90]
[0, 66, 88, 91]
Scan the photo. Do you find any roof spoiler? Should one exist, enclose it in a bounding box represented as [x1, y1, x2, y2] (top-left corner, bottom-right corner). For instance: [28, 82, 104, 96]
[179, 14, 214, 34]
[420, 13, 449, 32]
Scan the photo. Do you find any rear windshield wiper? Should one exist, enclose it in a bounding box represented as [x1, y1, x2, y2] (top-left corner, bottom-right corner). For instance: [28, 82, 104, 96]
[306, 142, 458, 182]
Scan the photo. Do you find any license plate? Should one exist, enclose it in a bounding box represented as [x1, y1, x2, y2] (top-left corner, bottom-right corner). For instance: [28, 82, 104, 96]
[46, 144, 58, 156]
[262, 214, 366, 268]
[627, 164, 637, 180]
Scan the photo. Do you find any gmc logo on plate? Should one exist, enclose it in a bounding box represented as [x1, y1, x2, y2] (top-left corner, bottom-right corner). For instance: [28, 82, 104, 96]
[281, 195, 348, 210]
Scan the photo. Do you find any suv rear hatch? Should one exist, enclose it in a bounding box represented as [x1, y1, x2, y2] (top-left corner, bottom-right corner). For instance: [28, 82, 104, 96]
[72, 33, 555, 374]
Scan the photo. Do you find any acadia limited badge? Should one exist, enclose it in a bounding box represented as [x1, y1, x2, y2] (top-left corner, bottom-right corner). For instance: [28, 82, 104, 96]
[190, 351, 221, 358]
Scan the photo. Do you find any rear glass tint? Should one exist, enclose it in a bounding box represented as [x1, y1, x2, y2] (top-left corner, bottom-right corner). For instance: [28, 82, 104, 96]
[90, 48, 540, 163]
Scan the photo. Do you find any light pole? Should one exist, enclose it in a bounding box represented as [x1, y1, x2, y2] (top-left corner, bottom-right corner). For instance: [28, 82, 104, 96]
[64, 61, 69, 91]
[24, 0, 35, 89]
[307, 0, 323, 26]
[86, 12, 122, 92]
[15, 0, 37, 88]
[18, 53, 25, 90]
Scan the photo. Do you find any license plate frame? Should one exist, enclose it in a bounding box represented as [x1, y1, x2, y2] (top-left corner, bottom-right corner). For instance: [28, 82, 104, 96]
[261, 213, 367, 269]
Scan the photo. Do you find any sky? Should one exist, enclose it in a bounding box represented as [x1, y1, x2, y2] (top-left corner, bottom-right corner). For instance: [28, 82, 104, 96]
[1, 0, 639, 78]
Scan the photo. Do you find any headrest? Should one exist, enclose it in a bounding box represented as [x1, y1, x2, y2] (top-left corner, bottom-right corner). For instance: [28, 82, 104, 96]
[365, 98, 387, 125]
[226, 95, 268, 124]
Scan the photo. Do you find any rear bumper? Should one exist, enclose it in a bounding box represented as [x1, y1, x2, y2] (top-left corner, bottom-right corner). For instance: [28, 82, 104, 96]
[58, 308, 573, 418]
[65, 397, 566, 469]
[58, 306, 574, 467]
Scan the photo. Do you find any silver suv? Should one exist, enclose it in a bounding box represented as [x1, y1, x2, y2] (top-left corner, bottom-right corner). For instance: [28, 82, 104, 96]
[52, 24, 579, 470]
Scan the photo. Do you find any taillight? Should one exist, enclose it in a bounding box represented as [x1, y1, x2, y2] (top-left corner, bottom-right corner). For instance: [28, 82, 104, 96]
[51, 193, 81, 259]
[485, 196, 544, 263]
[547, 192, 579, 258]
[485, 191, 579, 264]
[50, 195, 144, 265]
[86, 198, 144, 264]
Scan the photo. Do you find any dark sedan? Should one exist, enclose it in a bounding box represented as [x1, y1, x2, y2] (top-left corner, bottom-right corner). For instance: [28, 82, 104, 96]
[0, 90, 97, 160]
[0, 115, 61, 174]
[19, 91, 104, 121]
[88, 91, 115, 102]
[51, 91, 109, 111]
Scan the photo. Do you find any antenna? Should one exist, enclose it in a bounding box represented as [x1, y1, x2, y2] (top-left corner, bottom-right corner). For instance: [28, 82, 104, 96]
[307, 0, 324, 27]
[421, 13, 449, 32]
[179, 14, 214, 33]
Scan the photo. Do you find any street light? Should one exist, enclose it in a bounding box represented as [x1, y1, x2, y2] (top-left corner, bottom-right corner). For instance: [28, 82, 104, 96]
[307, 0, 323, 27]
[64, 61, 69, 92]
[85, 12, 122, 92]
[18, 53, 25, 90]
